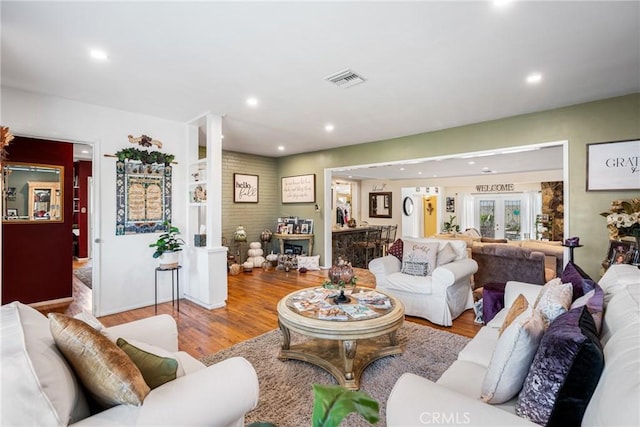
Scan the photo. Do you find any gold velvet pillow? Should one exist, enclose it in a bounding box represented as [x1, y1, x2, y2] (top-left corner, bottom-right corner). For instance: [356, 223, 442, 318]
[48, 313, 150, 408]
[499, 294, 529, 336]
[116, 338, 178, 389]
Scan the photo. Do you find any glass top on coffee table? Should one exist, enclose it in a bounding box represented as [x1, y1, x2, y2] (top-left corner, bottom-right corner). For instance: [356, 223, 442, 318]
[285, 287, 396, 322]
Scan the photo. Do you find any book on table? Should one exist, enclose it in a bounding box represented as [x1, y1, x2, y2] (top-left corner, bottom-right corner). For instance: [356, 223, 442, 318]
[341, 304, 377, 319]
[352, 290, 392, 308]
[318, 306, 348, 320]
[293, 300, 330, 312]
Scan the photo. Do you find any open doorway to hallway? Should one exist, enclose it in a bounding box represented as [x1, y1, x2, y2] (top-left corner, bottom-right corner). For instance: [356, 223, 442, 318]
[70, 258, 92, 314]
[71, 143, 93, 313]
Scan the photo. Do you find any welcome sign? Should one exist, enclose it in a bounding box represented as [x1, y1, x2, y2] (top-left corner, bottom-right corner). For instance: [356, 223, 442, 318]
[475, 183, 516, 192]
[587, 139, 640, 191]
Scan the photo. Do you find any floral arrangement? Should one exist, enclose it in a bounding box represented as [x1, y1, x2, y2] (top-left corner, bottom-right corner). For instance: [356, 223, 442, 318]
[322, 258, 358, 289]
[600, 199, 640, 241]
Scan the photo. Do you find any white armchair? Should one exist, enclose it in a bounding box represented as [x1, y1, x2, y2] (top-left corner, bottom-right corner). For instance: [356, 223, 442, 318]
[369, 238, 478, 326]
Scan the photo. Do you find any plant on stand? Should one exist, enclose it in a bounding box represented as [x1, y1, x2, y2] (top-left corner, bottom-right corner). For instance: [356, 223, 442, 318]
[149, 221, 185, 269]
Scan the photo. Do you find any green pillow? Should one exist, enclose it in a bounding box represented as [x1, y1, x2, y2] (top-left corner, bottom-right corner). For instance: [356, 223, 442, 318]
[116, 338, 178, 389]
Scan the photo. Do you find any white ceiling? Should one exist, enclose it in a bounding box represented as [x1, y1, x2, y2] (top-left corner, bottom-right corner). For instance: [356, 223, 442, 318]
[2, 1, 639, 174]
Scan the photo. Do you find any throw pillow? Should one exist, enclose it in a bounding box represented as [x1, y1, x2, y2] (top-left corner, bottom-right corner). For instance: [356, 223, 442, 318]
[116, 338, 179, 389]
[436, 242, 458, 267]
[516, 306, 604, 427]
[570, 283, 604, 334]
[297, 255, 321, 271]
[73, 310, 104, 331]
[480, 309, 545, 404]
[49, 313, 150, 408]
[499, 294, 529, 336]
[560, 261, 593, 300]
[401, 240, 439, 276]
[3, 302, 91, 425]
[534, 278, 573, 327]
[387, 239, 403, 261]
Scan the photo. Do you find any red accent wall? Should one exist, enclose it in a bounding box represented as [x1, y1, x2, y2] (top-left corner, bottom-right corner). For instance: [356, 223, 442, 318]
[2, 137, 73, 304]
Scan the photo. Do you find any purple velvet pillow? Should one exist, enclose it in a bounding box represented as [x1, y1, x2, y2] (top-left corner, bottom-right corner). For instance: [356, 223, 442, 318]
[560, 262, 593, 300]
[387, 239, 403, 261]
[516, 306, 604, 427]
[570, 283, 604, 334]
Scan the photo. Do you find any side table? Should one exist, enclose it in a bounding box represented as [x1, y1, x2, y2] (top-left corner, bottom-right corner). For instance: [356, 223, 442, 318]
[155, 265, 182, 314]
[273, 233, 314, 256]
[562, 244, 583, 264]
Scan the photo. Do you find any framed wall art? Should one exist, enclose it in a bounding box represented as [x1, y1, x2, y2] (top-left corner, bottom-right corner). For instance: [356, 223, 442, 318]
[282, 174, 316, 203]
[446, 196, 455, 213]
[115, 159, 171, 235]
[234, 173, 259, 203]
[587, 139, 640, 191]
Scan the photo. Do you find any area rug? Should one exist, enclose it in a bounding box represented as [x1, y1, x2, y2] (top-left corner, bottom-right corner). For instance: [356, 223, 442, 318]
[200, 322, 470, 427]
[73, 267, 92, 289]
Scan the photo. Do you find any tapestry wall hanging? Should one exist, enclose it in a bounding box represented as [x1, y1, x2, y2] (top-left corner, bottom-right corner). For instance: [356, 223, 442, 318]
[115, 159, 172, 235]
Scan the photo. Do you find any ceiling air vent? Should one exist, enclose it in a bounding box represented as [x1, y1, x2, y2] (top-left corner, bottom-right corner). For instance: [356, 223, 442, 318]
[325, 69, 366, 88]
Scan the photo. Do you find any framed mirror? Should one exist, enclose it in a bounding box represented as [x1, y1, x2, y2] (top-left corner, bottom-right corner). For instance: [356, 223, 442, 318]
[2, 162, 64, 222]
[369, 192, 392, 218]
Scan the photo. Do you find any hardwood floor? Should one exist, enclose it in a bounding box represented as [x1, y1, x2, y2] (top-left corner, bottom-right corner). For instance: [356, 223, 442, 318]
[65, 265, 481, 360]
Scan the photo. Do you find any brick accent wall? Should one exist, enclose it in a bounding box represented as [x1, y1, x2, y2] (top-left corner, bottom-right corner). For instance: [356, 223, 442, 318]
[222, 150, 279, 257]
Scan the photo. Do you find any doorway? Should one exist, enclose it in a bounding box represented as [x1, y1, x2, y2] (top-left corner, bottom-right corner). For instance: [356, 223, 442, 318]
[474, 194, 532, 240]
[71, 146, 94, 313]
[324, 140, 568, 267]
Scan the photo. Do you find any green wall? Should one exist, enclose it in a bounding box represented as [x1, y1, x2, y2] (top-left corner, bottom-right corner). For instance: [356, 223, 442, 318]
[277, 93, 640, 279]
[222, 150, 279, 259]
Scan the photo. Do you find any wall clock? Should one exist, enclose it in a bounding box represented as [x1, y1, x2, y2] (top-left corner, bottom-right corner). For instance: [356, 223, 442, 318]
[403, 196, 414, 216]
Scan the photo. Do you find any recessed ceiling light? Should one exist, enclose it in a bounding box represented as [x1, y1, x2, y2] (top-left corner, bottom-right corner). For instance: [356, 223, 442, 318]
[246, 97, 258, 107]
[81, 149, 89, 154]
[468, 161, 476, 165]
[399, 167, 405, 171]
[418, 171, 423, 175]
[482, 166, 490, 170]
[277, 145, 285, 151]
[221, 134, 225, 139]
[493, 0, 512, 6]
[89, 49, 108, 61]
[526, 73, 543, 84]
[432, 174, 438, 178]
[324, 124, 335, 132]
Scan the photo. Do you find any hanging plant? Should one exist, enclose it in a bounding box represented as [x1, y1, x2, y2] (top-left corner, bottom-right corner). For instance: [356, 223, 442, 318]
[114, 147, 175, 165]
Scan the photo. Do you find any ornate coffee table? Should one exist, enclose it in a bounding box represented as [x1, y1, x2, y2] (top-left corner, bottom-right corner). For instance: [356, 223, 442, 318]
[277, 287, 405, 390]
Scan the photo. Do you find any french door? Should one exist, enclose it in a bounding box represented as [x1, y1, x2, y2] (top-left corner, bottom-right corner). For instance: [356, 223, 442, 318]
[475, 195, 528, 240]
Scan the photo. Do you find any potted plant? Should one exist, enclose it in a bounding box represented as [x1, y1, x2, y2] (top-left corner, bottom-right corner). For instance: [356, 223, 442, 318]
[442, 215, 460, 233]
[247, 384, 379, 427]
[149, 221, 185, 269]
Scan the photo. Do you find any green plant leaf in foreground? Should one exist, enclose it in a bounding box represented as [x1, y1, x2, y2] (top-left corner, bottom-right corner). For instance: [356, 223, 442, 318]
[312, 384, 380, 427]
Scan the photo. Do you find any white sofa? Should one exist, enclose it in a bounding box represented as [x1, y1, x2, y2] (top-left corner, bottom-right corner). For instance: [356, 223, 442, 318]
[369, 238, 478, 326]
[1, 302, 260, 426]
[387, 264, 640, 426]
